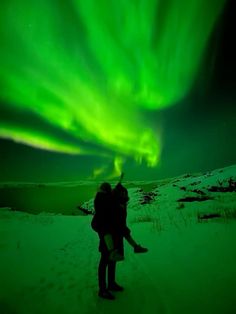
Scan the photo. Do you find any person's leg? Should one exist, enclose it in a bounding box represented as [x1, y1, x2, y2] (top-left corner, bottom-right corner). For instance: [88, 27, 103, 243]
[98, 252, 116, 299]
[107, 263, 124, 291]
[108, 261, 116, 286]
[125, 234, 148, 253]
[108, 256, 124, 291]
[108, 235, 123, 284]
[98, 252, 109, 292]
[125, 234, 138, 248]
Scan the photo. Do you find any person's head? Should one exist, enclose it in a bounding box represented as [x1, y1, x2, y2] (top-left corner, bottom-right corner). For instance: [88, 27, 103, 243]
[113, 183, 129, 203]
[99, 182, 112, 194]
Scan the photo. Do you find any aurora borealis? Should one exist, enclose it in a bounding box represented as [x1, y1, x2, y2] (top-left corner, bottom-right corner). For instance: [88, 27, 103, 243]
[0, 0, 228, 177]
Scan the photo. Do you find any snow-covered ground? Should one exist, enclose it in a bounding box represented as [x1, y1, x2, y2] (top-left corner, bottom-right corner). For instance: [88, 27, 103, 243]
[0, 164, 236, 314]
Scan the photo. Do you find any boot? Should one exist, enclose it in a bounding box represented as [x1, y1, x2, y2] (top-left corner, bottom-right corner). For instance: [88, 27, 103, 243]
[108, 282, 124, 291]
[98, 289, 115, 300]
[134, 244, 148, 253]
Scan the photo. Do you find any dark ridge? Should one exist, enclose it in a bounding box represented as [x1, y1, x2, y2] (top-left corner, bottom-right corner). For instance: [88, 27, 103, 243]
[207, 178, 236, 192]
[77, 206, 93, 215]
[178, 196, 213, 202]
[140, 191, 158, 205]
[198, 213, 222, 221]
[191, 189, 206, 195]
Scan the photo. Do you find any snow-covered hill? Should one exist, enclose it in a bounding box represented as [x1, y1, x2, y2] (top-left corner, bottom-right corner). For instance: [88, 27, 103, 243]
[0, 164, 235, 314]
[82, 164, 236, 228]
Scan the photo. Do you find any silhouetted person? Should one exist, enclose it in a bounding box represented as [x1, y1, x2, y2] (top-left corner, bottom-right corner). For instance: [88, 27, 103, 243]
[91, 182, 123, 300]
[113, 174, 148, 255]
[91, 178, 148, 300]
[110, 181, 148, 292]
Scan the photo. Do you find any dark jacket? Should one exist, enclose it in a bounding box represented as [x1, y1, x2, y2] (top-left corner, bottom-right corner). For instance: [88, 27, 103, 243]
[91, 185, 131, 255]
[91, 191, 113, 236]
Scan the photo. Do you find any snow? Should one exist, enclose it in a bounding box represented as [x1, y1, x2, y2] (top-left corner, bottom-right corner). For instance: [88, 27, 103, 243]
[0, 165, 236, 314]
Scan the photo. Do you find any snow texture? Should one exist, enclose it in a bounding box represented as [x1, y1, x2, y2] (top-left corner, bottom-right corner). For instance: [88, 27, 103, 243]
[0, 165, 236, 314]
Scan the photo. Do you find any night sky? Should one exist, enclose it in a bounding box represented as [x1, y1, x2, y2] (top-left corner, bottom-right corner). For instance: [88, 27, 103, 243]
[0, 0, 235, 182]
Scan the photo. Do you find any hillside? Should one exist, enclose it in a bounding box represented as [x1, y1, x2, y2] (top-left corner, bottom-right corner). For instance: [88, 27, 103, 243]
[0, 164, 235, 314]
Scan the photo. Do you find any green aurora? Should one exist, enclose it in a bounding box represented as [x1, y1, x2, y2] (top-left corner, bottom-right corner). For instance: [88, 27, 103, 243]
[0, 0, 226, 173]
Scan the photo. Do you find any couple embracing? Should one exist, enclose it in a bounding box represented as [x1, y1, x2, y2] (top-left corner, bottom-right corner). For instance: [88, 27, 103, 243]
[91, 175, 148, 300]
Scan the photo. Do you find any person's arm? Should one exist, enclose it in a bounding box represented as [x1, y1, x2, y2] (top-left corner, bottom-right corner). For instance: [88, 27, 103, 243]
[119, 172, 124, 183]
